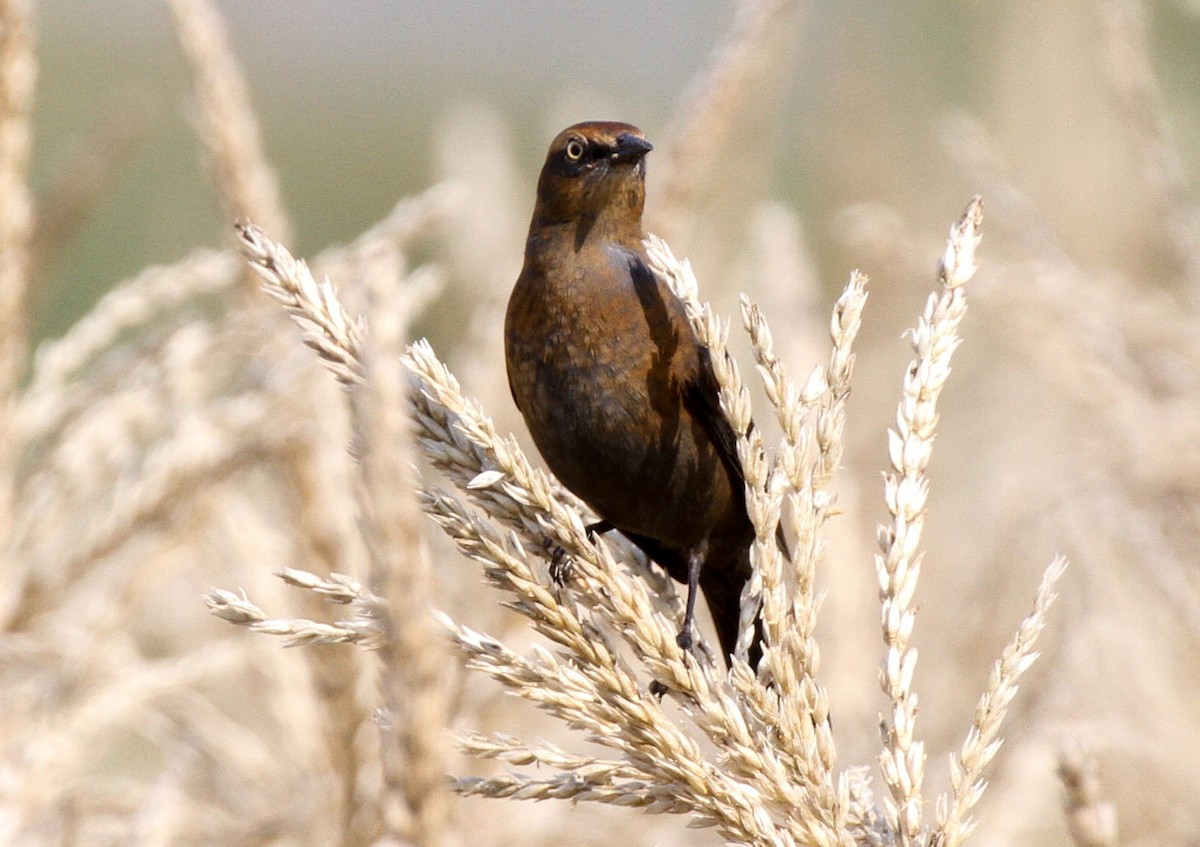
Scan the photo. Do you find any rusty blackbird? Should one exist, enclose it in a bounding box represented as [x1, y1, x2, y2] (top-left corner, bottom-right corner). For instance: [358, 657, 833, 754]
[504, 121, 761, 668]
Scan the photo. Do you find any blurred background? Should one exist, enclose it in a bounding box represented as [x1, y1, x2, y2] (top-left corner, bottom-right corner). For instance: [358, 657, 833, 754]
[37, 1, 1198, 338]
[7, 0, 1200, 845]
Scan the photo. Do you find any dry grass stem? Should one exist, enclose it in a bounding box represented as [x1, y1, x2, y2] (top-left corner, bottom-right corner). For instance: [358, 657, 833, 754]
[875, 197, 982, 845]
[931, 557, 1068, 847]
[277, 566, 377, 605]
[1100, 0, 1200, 299]
[17, 249, 239, 440]
[744, 269, 868, 810]
[245, 188, 455, 847]
[646, 235, 855, 838]
[0, 0, 35, 581]
[236, 221, 366, 388]
[642, 235, 770, 668]
[455, 730, 639, 779]
[58, 393, 291, 574]
[168, 0, 291, 245]
[230, 217, 458, 845]
[205, 587, 382, 647]
[0, 0, 34, 405]
[653, 0, 798, 239]
[1056, 743, 1118, 847]
[351, 234, 452, 847]
[166, 7, 365, 808]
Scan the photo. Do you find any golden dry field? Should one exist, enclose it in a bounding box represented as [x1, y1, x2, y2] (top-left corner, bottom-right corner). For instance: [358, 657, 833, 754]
[2, 1, 1198, 845]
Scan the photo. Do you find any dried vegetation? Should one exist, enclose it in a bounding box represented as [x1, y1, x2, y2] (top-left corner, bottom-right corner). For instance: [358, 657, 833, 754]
[3, 1, 1196, 845]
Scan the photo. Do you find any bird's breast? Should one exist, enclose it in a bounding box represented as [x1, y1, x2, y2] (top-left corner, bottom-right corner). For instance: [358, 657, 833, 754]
[504, 242, 731, 548]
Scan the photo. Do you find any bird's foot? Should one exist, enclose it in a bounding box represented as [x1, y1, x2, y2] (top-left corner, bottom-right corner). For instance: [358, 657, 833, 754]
[546, 518, 611, 586]
[675, 544, 703, 655]
[648, 679, 669, 698]
[548, 544, 574, 587]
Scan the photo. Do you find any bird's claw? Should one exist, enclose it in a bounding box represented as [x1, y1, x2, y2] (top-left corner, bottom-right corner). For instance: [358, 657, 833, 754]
[548, 544, 574, 586]
[675, 627, 694, 652]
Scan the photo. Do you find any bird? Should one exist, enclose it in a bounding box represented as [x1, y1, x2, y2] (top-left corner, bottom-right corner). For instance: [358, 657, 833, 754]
[504, 120, 761, 669]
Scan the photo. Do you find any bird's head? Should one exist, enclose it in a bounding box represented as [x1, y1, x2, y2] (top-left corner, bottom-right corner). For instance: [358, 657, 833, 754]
[532, 121, 653, 238]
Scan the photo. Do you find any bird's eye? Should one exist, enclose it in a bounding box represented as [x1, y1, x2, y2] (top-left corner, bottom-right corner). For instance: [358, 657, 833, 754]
[564, 138, 586, 161]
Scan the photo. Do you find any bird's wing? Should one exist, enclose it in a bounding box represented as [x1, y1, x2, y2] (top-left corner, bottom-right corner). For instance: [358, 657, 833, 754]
[624, 249, 748, 492]
[675, 285, 795, 563]
[683, 336, 747, 492]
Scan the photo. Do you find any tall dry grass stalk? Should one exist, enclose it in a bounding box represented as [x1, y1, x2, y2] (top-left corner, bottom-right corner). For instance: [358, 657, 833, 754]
[0, 0, 33, 402]
[1056, 742, 1118, 847]
[652, 0, 799, 243]
[168, 0, 290, 247]
[0, 0, 35, 589]
[1099, 0, 1200, 301]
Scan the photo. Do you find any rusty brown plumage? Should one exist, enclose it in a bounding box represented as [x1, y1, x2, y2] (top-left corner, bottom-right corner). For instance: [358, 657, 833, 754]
[504, 121, 759, 668]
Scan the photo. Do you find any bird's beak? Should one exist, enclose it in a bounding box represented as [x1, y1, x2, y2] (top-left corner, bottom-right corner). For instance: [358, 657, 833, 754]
[611, 133, 654, 163]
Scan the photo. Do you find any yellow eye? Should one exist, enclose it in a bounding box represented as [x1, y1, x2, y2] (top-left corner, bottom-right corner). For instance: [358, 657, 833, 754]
[565, 138, 586, 161]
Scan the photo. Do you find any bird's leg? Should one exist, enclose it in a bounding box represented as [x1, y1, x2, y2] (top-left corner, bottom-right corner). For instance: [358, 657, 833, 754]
[676, 541, 707, 652]
[585, 519, 614, 540]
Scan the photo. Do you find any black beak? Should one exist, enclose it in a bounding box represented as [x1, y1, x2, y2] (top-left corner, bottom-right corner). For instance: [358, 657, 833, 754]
[611, 132, 654, 163]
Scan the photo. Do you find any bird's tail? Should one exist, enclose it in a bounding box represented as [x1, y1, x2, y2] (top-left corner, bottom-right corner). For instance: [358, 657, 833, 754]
[700, 545, 763, 670]
[616, 527, 765, 669]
